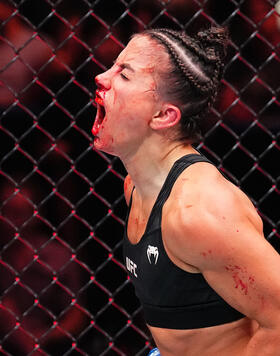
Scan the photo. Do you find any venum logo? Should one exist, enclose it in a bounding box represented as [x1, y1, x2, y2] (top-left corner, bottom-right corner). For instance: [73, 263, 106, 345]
[147, 245, 159, 265]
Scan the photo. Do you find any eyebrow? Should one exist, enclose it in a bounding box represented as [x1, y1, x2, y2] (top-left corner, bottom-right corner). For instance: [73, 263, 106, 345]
[114, 60, 135, 73]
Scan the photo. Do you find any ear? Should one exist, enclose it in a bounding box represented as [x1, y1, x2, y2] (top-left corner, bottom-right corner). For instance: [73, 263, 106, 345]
[149, 104, 181, 131]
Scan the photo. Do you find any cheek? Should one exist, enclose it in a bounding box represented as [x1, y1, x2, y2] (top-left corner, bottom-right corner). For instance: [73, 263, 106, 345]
[129, 91, 156, 114]
[116, 117, 146, 143]
[130, 95, 148, 107]
[107, 86, 126, 114]
[109, 82, 157, 124]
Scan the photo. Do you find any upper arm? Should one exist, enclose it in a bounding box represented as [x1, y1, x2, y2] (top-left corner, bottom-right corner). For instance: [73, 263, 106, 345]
[124, 174, 134, 206]
[166, 174, 280, 329]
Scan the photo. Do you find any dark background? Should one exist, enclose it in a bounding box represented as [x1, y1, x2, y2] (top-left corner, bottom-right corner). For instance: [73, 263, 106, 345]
[0, 0, 279, 355]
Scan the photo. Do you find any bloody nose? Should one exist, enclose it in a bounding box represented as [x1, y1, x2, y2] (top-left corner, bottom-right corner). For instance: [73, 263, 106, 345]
[95, 70, 111, 90]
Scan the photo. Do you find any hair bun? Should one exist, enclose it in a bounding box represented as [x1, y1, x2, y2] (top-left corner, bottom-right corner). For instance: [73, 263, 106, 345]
[197, 26, 229, 61]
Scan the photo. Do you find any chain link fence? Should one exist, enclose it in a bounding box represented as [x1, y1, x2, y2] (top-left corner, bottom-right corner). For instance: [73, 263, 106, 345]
[0, 0, 279, 355]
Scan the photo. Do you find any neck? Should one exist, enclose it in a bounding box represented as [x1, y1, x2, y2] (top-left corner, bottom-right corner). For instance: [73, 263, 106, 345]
[120, 135, 198, 201]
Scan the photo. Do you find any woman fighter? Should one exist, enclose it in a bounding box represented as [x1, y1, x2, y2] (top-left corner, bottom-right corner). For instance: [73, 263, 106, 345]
[92, 27, 280, 356]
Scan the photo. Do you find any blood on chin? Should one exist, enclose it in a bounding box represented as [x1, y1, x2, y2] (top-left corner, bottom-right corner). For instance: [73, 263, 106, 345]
[92, 123, 115, 153]
[93, 135, 115, 155]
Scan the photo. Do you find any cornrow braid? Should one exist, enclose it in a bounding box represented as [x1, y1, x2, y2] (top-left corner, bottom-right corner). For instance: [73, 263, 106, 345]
[156, 27, 228, 81]
[158, 28, 226, 94]
[156, 28, 214, 65]
[149, 31, 213, 95]
[138, 26, 229, 143]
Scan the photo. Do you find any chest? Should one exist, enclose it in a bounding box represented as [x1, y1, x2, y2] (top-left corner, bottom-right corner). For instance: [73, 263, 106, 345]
[126, 196, 155, 244]
[126, 192, 200, 274]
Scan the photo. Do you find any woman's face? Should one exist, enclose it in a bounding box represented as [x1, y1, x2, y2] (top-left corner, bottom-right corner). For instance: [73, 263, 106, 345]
[92, 35, 167, 157]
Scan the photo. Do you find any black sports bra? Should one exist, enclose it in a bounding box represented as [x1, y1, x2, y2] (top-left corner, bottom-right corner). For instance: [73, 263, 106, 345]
[123, 154, 244, 329]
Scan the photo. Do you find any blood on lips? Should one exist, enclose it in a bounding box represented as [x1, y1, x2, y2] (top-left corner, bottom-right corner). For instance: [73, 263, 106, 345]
[96, 89, 106, 101]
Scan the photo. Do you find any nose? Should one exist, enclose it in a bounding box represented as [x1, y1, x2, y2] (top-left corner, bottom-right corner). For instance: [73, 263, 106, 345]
[95, 68, 111, 90]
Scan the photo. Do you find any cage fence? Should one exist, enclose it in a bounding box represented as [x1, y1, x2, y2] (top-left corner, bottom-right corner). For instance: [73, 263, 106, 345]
[0, 0, 279, 355]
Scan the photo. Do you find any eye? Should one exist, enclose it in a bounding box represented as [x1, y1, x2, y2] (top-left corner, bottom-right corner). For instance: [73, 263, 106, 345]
[120, 73, 129, 80]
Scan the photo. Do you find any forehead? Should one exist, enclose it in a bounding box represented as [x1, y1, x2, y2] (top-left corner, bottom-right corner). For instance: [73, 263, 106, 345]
[117, 35, 165, 72]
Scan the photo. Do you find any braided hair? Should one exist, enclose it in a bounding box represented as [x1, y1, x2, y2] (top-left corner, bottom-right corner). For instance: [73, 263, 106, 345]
[135, 26, 229, 143]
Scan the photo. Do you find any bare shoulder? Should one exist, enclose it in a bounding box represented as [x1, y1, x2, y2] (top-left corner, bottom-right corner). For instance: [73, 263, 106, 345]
[170, 161, 262, 231]
[124, 174, 134, 206]
[163, 161, 264, 266]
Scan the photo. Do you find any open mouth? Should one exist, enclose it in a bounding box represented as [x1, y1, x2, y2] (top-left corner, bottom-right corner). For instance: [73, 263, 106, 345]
[92, 92, 106, 136]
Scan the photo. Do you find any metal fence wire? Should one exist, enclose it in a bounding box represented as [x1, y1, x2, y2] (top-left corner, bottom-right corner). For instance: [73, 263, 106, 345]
[0, 0, 279, 355]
